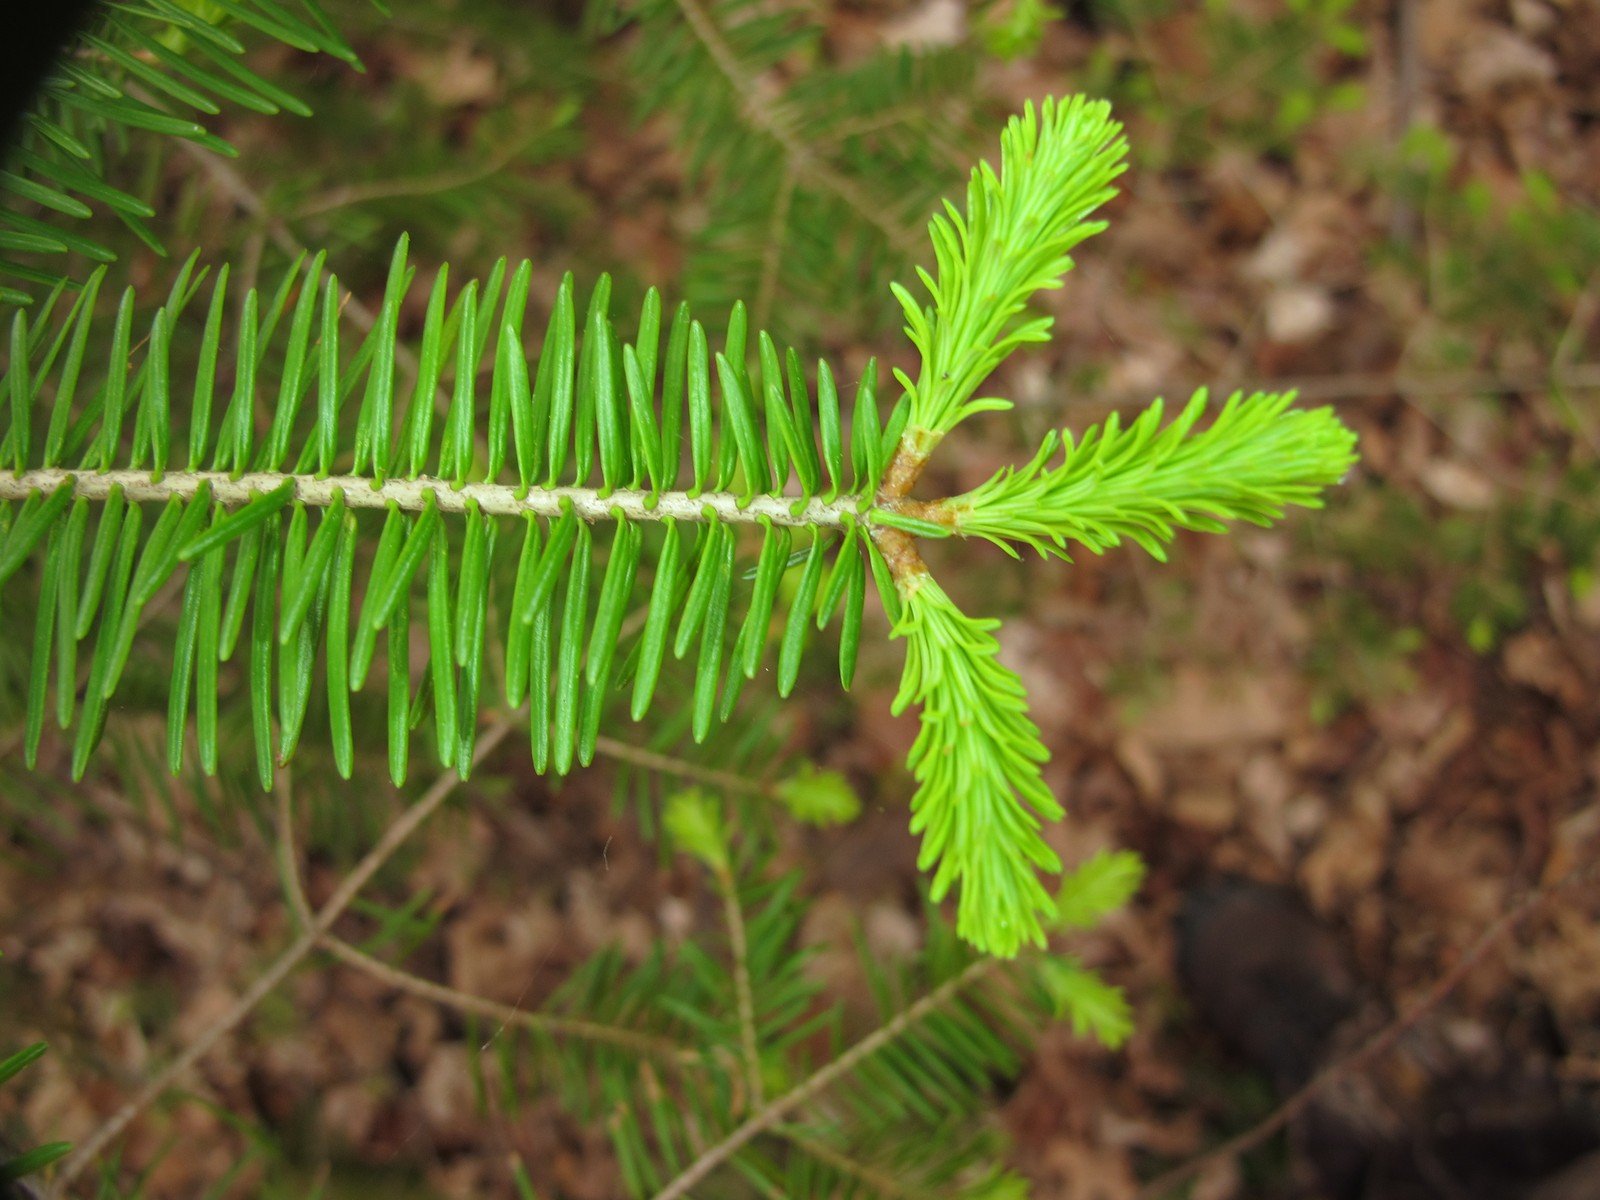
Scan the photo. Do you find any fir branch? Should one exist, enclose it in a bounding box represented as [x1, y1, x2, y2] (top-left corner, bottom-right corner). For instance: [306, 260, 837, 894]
[44, 712, 520, 1198]
[1053, 848, 1146, 930]
[2, 0, 352, 303]
[653, 956, 1001, 1200]
[0, 241, 882, 786]
[2, 85, 1360, 967]
[671, 0, 922, 259]
[942, 390, 1361, 561]
[717, 863, 765, 1109]
[624, 0, 962, 334]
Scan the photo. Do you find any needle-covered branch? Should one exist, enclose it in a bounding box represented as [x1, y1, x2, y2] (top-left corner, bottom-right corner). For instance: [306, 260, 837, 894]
[1, 91, 1359, 962]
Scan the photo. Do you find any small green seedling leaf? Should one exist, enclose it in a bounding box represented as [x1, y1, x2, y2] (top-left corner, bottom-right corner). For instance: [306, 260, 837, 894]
[773, 764, 860, 827]
[1053, 849, 1145, 931]
[1037, 955, 1133, 1048]
[663, 787, 730, 874]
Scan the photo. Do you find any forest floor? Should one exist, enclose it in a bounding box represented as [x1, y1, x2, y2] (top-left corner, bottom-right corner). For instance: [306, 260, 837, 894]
[4, 0, 1600, 1197]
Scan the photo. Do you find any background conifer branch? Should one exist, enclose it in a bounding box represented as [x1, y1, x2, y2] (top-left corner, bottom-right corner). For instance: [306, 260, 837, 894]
[652, 956, 1001, 1200]
[45, 712, 520, 1197]
[615, 0, 972, 334]
[671, 0, 922, 257]
[274, 773, 701, 1063]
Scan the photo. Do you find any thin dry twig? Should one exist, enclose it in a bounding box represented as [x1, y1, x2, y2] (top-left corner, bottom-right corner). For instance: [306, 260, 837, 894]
[1135, 864, 1600, 1200]
[753, 160, 796, 336]
[273, 758, 700, 1063]
[45, 714, 519, 1197]
[782, 1129, 916, 1198]
[315, 933, 700, 1062]
[590, 733, 777, 798]
[713, 862, 765, 1110]
[1389, 0, 1421, 247]
[291, 136, 533, 220]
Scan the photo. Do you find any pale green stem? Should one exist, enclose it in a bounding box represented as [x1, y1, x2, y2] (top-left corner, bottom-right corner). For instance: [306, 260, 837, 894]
[0, 469, 866, 529]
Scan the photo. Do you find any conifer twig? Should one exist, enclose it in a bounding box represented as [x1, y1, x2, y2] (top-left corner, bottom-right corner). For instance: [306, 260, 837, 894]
[671, 0, 922, 258]
[290, 135, 535, 220]
[753, 161, 796, 334]
[781, 1129, 916, 1198]
[317, 934, 702, 1062]
[651, 956, 999, 1200]
[274, 763, 702, 1063]
[0, 469, 862, 528]
[591, 734, 778, 798]
[713, 863, 765, 1109]
[45, 714, 519, 1197]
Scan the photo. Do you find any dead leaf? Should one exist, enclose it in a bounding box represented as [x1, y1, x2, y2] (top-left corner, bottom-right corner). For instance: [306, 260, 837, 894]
[881, 0, 965, 48]
[1419, 458, 1498, 509]
[1130, 667, 1297, 750]
[412, 41, 500, 108]
[1503, 630, 1588, 708]
[416, 1043, 482, 1152]
[1456, 24, 1558, 97]
[1264, 284, 1336, 344]
[1300, 785, 1390, 915]
[1170, 787, 1238, 833]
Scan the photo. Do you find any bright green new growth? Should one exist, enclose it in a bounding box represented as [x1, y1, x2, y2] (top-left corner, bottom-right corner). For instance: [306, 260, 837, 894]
[892, 577, 1062, 954]
[0, 96, 1357, 960]
[892, 96, 1126, 449]
[949, 389, 1359, 561]
[872, 99, 1354, 956]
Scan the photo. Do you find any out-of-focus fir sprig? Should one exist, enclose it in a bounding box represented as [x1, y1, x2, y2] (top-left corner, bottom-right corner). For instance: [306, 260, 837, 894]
[511, 789, 1141, 1198]
[940, 390, 1359, 561]
[2, 0, 369, 304]
[599, 0, 977, 336]
[0, 1035, 70, 1192]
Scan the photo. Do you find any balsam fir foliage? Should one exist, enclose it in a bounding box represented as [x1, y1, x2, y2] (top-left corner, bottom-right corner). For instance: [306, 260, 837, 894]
[475, 794, 1148, 1198]
[598, 0, 977, 333]
[0, 95, 1358, 959]
[1, 0, 373, 305]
